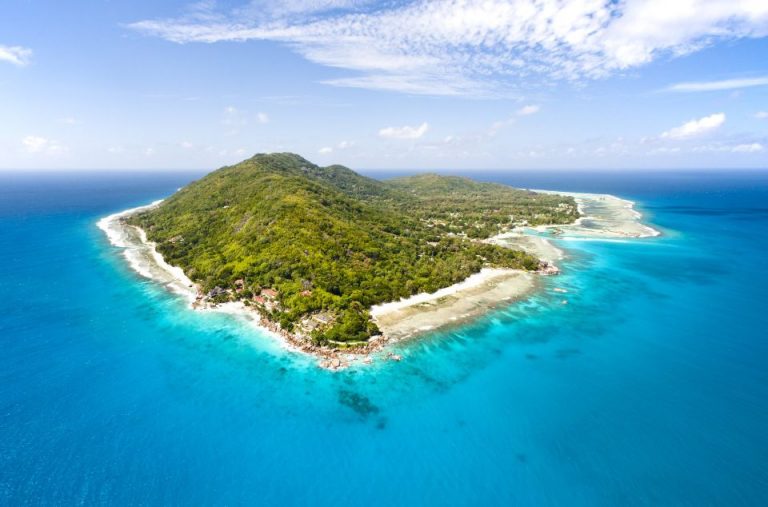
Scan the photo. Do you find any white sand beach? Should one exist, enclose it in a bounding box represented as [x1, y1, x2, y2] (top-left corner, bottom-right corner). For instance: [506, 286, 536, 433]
[487, 231, 564, 264]
[370, 268, 536, 341]
[97, 204, 285, 343]
[368, 191, 660, 342]
[98, 189, 659, 362]
[97, 201, 197, 302]
[533, 190, 661, 239]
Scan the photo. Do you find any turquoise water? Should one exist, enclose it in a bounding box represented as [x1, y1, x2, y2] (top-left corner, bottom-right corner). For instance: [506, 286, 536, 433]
[2, 170, 767, 505]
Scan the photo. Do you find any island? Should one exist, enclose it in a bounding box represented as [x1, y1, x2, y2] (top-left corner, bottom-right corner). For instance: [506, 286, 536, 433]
[99, 152, 657, 368]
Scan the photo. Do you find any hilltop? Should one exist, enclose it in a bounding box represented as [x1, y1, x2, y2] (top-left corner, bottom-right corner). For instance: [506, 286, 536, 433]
[126, 153, 579, 346]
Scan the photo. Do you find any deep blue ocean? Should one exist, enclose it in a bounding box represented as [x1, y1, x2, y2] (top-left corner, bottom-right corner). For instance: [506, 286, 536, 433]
[2, 169, 767, 505]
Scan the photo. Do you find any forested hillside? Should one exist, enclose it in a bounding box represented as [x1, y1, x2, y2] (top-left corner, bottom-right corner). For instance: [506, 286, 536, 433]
[128, 153, 578, 344]
[387, 173, 579, 238]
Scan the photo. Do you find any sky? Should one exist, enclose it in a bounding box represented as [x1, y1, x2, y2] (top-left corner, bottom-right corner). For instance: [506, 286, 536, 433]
[1, 0, 767, 170]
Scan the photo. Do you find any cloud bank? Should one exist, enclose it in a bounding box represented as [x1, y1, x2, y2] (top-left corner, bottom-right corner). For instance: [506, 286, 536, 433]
[129, 0, 768, 95]
[661, 113, 725, 139]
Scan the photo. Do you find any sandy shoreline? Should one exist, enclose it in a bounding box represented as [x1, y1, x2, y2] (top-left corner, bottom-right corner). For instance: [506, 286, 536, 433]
[486, 232, 564, 264]
[371, 268, 536, 341]
[97, 201, 197, 302]
[98, 204, 387, 368]
[484, 191, 659, 262]
[533, 190, 661, 239]
[97, 203, 331, 358]
[97, 189, 659, 368]
[372, 190, 660, 341]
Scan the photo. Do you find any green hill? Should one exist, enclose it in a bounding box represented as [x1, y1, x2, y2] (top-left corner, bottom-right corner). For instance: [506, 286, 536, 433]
[127, 153, 578, 345]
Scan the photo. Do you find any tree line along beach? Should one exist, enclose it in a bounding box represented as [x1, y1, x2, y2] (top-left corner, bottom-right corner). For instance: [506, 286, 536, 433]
[97, 154, 659, 369]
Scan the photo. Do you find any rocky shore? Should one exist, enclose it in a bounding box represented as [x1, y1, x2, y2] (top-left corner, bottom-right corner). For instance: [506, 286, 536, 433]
[217, 304, 394, 370]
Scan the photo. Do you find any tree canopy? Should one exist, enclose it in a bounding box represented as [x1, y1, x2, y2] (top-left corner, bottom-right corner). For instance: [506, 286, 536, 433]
[128, 153, 578, 344]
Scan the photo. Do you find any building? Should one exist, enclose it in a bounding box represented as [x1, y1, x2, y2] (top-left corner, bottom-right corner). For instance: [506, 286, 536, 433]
[260, 288, 278, 300]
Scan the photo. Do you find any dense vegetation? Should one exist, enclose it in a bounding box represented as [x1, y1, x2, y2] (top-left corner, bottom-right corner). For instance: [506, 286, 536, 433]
[387, 173, 579, 238]
[128, 153, 578, 345]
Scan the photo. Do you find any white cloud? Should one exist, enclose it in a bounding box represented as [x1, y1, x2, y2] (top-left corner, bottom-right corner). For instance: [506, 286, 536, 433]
[59, 117, 78, 125]
[488, 106, 538, 136]
[22, 135, 65, 155]
[666, 76, 768, 92]
[232, 0, 366, 21]
[129, 0, 768, 96]
[517, 105, 540, 116]
[144, 147, 156, 157]
[22, 136, 49, 153]
[661, 113, 725, 139]
[256, 112, 270, 123]
[180, 141, 194, 149]
[732, 142, 764, 153]
[0, 45, 32, 66]
[688, 141, 766, 154]
[319, 141, 353, 154]
[488, 118, 514, 136]
[756, 111, 768, 119]
[379, 122, 429, 139]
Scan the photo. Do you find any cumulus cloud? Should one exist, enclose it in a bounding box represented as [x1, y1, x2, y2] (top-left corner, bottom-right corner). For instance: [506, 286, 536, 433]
[22, 136, 66, 155]
[129, 0, 768, 96]
[22, 136, 49, 153]
[517, 105, 540, 116]
[666, 76, 768, 92]
[379, 122, 429, 139]
[319, 140, 353, 154]
[756, 111, 768, 119]
[256, 112, 270, 123]
[661, 113, 725, 139]
[0, 45, 32, 66]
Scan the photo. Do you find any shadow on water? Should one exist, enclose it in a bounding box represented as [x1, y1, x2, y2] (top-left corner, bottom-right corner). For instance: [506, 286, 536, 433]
[337, 389, 388, 429]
